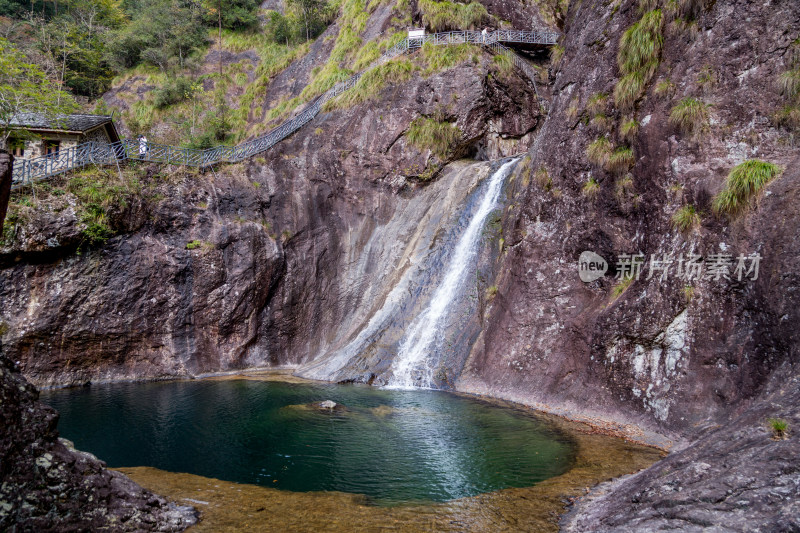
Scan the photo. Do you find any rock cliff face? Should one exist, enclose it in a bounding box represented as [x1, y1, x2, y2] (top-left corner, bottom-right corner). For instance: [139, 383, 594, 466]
[0, 53, 537, 387]
[460, 0, 800, 437]
[1, 0, 799, 529]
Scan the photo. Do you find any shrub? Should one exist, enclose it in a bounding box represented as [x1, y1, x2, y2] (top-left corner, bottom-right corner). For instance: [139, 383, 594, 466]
[406, 116, 462, 159]
[621, 117, 640, 141]
[186, 240, 203, 250]
[669, 97, 709, 135]
[153, 77, 194, 109]
[417, 0, 489, 32]
[264, 11, 294, 45]
[712, 160, 783, 217]
[671, 204, 701, 232]
[768, 418, 788, 439]
[607, 147, 635, 173]
[582, 178, 600, 199]
[587, 136, 613, 167]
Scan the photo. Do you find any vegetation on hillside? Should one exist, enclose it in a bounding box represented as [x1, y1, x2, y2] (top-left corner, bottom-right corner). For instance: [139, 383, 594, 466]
[614, 9, 663, 110]
[712, 160, 782, 218]
[406, 115, 462, 159]
[0, 38, 77, 148]
[776, 38, 800, 130]
[417, 0, 488, 32]
[669, 97, 709, 136]
[671, 204, 701, 232]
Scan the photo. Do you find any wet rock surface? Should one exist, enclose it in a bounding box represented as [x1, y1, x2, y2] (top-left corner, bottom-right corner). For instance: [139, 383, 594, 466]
[0, 352, 197, 531]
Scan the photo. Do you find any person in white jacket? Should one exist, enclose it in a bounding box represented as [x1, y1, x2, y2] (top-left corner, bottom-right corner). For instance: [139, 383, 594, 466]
[138, 135, 148, 159]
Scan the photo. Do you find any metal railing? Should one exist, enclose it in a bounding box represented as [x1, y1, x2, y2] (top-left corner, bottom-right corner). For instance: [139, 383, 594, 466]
[11, 29, 557, 188]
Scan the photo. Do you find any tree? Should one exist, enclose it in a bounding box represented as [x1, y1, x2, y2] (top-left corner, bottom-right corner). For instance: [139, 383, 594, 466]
[201, 0, 258, 30]
[0, 38, 76, 150]
[106, 0, 207, 73]
[287, 0, 326, 42]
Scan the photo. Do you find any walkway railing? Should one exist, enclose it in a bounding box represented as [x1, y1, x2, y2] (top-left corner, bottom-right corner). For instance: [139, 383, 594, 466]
[11, 29, 557, 188]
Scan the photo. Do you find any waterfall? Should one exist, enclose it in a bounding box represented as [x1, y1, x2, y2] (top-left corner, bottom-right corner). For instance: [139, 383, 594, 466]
[387, 158, 518, 389]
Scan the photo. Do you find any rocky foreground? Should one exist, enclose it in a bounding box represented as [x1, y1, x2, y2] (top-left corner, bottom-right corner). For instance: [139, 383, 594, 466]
[0, 351, 197, 532]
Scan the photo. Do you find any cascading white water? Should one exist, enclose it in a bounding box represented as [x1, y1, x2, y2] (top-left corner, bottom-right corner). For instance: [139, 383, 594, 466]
[387, 158, 518, 389]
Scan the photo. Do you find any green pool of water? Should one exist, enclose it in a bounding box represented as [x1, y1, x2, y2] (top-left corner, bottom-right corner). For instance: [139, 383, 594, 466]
[42, 379, 575, 505]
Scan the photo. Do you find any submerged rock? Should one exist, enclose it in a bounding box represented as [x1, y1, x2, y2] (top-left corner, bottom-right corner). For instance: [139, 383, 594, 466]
[281, 400, 348, 414]
[370, 405, 396, 418]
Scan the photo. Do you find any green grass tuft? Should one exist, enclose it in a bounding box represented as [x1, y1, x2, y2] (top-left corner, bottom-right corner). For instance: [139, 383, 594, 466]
[492, 51, 516, 78]
[587, 137, 613, 167]
[712, 160, 783, 217]
[324, 58, 415, 110]
[615, 173, 635, 200]
[669, 97, 709, 135]
[607, 146, 635, 174]
[654, 78, 675, 97]
[614, 9, 663, 109]
[582, 178, 600, 199]
[620, 117, 640, 141]
[586, 92, 608, 114]
[611, 276, 634, 298]
[671, 204, 701, 232]
[778, 69, 800, 102]
[768, 418, 788, 439]
[420, 42, 481, 75]
[776, 105, 800, 130]
[417, 0, 489, 31]
[614, 70, 648, 110]
[534, 166, 552, 190]
[591, 113, 612, 131]
[697, 65, 715, 92]
[406, 116, 462, 159]
[550, 44, 564, 66]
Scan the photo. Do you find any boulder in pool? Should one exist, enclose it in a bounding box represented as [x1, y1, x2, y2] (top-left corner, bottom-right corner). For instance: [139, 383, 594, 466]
[312, 400, 346, 412]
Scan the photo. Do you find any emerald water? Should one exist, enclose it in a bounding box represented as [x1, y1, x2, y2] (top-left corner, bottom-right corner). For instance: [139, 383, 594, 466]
[42, 379, 575, 505]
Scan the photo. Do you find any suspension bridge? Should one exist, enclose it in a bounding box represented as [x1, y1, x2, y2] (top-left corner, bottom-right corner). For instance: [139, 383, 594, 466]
[11, 29, 557, 188]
